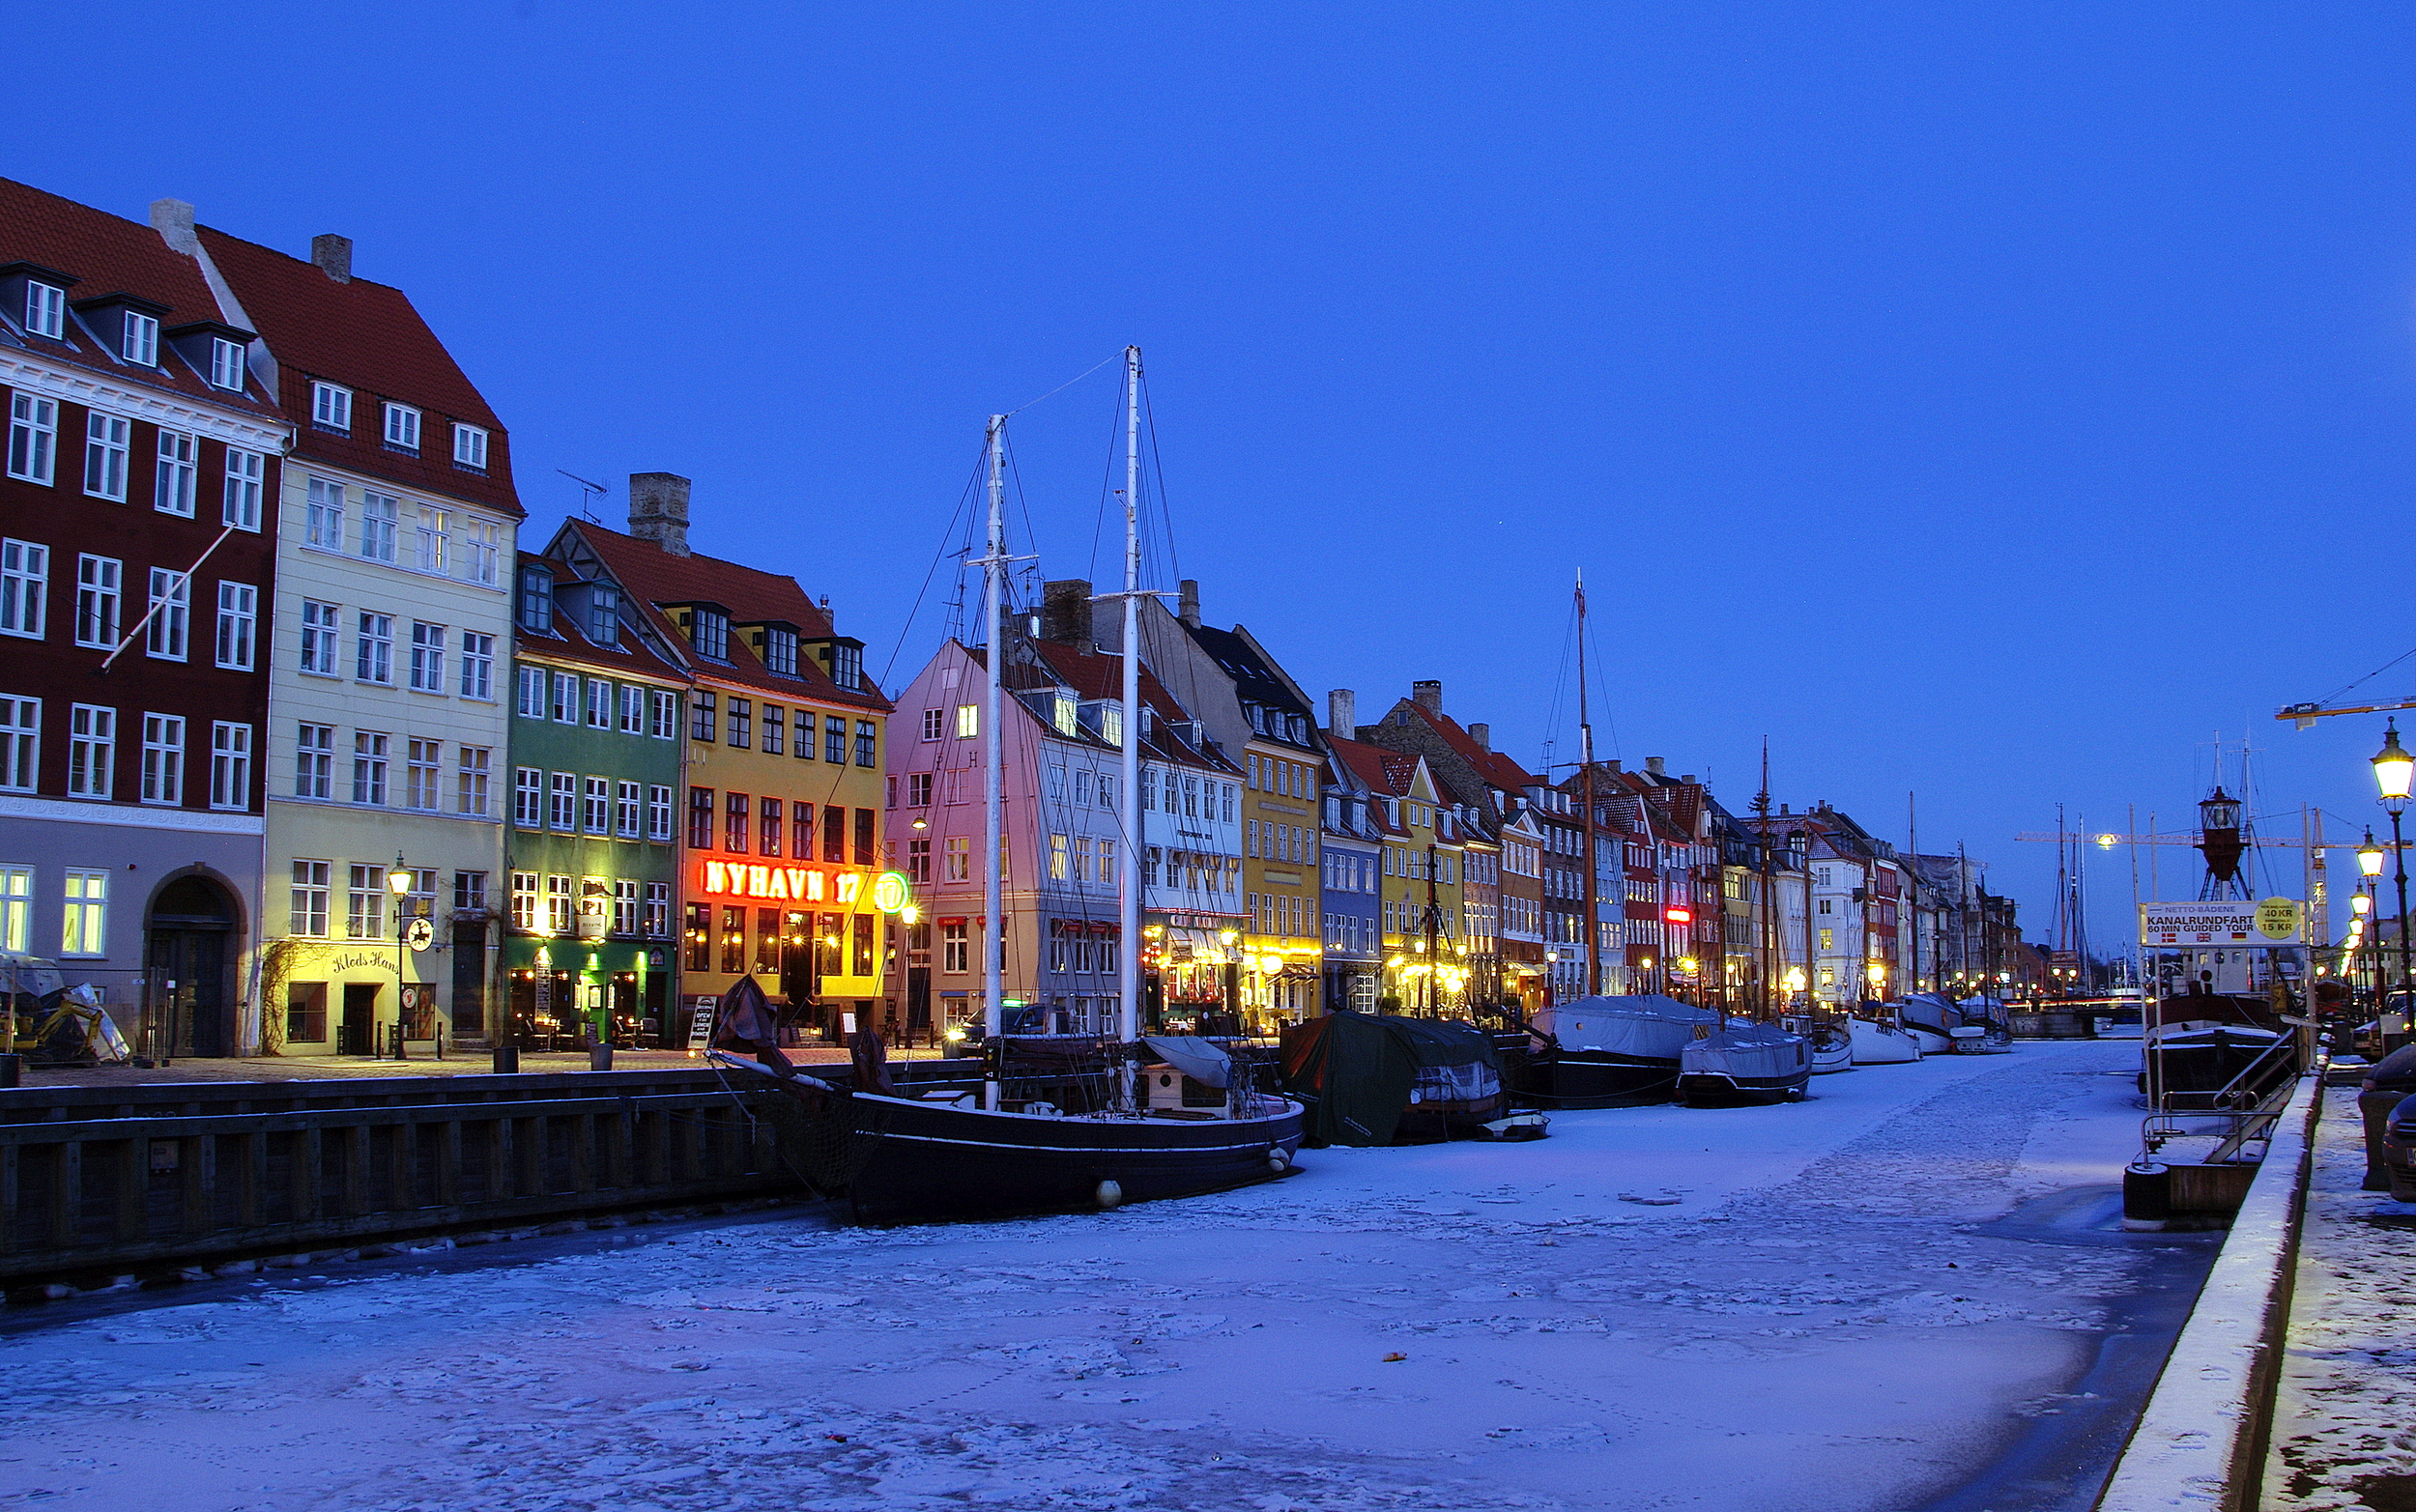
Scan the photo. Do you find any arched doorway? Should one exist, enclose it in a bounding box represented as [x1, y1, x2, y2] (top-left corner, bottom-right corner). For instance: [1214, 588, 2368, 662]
[148, 874, 239, 1059]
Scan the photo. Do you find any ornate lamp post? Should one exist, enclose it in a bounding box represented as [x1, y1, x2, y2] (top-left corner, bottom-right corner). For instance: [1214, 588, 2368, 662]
[2358, 836, 2384, 1009]
[2373, 725, 2416, 1022]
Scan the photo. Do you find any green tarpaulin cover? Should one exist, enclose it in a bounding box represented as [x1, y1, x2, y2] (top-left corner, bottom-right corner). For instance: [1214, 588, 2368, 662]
[1278, 1011, 1503, 1147]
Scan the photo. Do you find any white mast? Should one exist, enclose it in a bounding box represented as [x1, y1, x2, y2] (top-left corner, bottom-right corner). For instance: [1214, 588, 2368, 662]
[983, 414, 1008, 1049]
[1119, 347, 1143, 1046]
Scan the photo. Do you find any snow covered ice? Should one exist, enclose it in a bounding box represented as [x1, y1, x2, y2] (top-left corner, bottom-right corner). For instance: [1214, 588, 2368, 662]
[0, 1041, 2193, 1511]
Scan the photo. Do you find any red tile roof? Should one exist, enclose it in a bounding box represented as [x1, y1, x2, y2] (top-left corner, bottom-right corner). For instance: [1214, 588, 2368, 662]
[1392, 699, 1539, 793]
[562, 521, 891, 712]
[195, 224, 519, 514]
[0, 178, 284, 420]
[1022, 639, 1239, 773]
[517, 553, 690, 682]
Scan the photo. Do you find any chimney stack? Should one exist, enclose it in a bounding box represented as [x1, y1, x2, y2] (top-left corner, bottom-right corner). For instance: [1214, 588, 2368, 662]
[1469, 722, 1489, 751]
[1681, 774, 1695, 785]
[150, 198, 197, 254]
[1412, 679, 1442, 713]
[1327, 689, 1356, 736]
[1646, 756, 1666, 778]
[1606, 759, 1622, 773]
[1041, 579, 1095, 647]
[1178, 579, 1200, 628]
[311, 233, 353, 283]
[628, 472, 692, 556]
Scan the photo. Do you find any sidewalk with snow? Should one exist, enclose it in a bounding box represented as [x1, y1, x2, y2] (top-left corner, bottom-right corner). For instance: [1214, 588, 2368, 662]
[0, 1040, 2200, 1512]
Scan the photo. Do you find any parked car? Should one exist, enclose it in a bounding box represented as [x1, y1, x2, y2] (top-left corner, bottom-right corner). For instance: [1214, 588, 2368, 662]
[2381, 1093, 2416, 1202]
[2359, 1043, 2416, 1192]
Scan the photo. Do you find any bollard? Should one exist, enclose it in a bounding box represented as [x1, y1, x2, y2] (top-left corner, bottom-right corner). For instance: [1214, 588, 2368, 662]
[435, 1024, 446, 1061]
[0, 1052, 18, 1088]
[492, 1043, 520, 1075]
[589, 1043, 614, 1073]
[2122, 1161, 2172, 1231]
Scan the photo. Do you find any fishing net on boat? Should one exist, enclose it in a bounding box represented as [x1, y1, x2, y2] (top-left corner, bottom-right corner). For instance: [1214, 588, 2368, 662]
[740, 1082, 892, 1196]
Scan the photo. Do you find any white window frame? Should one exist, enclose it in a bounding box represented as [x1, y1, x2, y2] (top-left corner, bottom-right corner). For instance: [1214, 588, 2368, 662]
[408, 621, 446, 693]
[0, 695, 37, 793]
[618, 683, 644, 733]
[155, 429, 196, 517]
[513, 766, 543, 828]
[405, 738, 442, 812]
[583, 775, 610, 835]
[121, 311, 158, 366]
[311, 381, 353, 431]
[290, 860, 331, 938]
[383, 402, 421, 451]
[548, 771, 576, 831]
[615, 780, 641, 839]
[299, 599, 339, 675]
[209, 337, 246, 392]
[145, 568, 187, 661]
[8, 393, 56, 484]
[60, 870, 106, 956]
[452, 422, 489, 470]
[68, 703, 113, 799]
[214, 582, 256, 670]
[647, 784, 674, 842]
[357, 612, 393, 684]
[459, 632, 494, 700]
[346, 864, 387, 940]
[650, 690, 676, 740]
[516, 665, 545, 719]
[84, 412, 129, 500]
[222, 446, 263, 530]
[352, 731, 388, 806]
[452, 515, 499, 586]
[457, 745, 491, 816]
[0, 538, 45, 640]
[209, 721, 251, 811]
[644, 881, 670, 938]
[295, 723, 333, 800]
[414, 503, 447, 574]
[359, 491, 398, 562]
[23, 282, 63, 340]
[552, 671, 577, 724]
[305, 477, 344, 548]
[586, 678, 611, 728]
[0, 864, 28, 953]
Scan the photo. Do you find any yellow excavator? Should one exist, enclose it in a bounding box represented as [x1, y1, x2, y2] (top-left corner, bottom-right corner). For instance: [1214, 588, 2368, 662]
[2, 953, 130, 1066]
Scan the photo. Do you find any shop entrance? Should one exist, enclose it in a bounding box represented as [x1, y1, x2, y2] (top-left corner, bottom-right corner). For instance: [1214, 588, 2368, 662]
[339, 983, 379, 1055]
[451, 920, 487, 1035]
[146, 875, 238, 1058]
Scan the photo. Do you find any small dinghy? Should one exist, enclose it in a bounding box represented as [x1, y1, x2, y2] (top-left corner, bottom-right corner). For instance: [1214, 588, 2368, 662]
[1849, 1016, 1922, 1064]
[1679, 1021, 1812, 1104]
[1787, 1015, 1855, 1073]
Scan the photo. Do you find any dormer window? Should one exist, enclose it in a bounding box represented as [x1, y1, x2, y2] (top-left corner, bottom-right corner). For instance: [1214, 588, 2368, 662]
[824, 641, 863, 691]
[587, 585, 618, 647]
[383, 403, 420, 453]
[312, 382, 352, 432]
[452, 423, 488, 471]
[515, 565, 553, 633]
[121, 311, 158, 366]
[690, 608, 729, 661]
[23, 282, 62, 339]
[761, 626, 798, 677]
[208, 338, 245, 391]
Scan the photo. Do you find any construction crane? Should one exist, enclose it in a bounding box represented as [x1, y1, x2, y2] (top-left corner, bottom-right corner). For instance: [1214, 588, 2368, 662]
[2277, 697, 2416, 728]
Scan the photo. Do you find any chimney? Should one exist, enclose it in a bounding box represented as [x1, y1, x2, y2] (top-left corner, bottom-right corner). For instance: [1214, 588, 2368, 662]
[1041, 579, 1095, 646]
[628, 471, 692, 556]
[1412, 680, 1442, 713]
[1681, 774, 1695, 785]
[1327, 688, 1356, 736]
[311, 233, 353, 283]
[1178, 579, 1200, 628]
[150, 198, 197, 254]
[1468, 722, 1489, 751]
[1606, 759, 1622, 774]
[1646, 756, 1666, 778]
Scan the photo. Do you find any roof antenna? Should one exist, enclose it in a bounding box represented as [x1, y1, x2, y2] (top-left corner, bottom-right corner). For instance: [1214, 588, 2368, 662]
[557, 469, 606, 523]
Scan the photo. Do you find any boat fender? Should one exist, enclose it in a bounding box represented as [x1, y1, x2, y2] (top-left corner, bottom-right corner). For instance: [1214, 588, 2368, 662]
[1267, 1149, 1290, 1173]
[1095, 1180, 1124, 1210]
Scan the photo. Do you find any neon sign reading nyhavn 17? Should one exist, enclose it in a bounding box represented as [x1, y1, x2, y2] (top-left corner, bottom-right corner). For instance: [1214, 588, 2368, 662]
[699, 862, 864, 904]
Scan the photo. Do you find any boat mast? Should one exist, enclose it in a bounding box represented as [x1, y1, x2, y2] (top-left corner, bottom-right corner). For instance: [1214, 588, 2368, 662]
[1577, 573, 1599, 997]
[1118, 348, 1143, 1047]
[1907, 791, 1918, 995]
[983, 414, 1008, 1049]
[1757, 740, 1774, 1020]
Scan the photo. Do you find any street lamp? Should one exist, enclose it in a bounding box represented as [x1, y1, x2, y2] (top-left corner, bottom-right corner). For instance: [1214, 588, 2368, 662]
[2376, 723, 2416, 1025]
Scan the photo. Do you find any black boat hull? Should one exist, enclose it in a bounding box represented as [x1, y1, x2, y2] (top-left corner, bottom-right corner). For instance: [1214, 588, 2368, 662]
[1677, 1069, 1810, 1106]
[1521, 1051, 1682, 1108]
[844, 1093, 1307, 1222]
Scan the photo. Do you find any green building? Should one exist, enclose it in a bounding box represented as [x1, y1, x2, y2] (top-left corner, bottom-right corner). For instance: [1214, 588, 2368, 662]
[503, 555, 688, 1043]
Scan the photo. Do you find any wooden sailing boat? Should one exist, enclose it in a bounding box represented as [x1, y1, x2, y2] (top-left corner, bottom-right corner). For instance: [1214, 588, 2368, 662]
[726, 350, 1306, 1221]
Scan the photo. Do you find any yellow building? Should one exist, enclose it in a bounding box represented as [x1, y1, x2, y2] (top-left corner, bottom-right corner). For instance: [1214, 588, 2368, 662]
[1332, 739, 1469, 1013]
[552, 479, 895, 1041]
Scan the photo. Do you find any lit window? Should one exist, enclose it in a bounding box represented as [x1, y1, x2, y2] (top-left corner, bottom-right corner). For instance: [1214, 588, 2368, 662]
[452, 422, 488, 470]
[955, 703, 978, 739]
[414, 504, 448, 574]
[383, 402, 421, 452]
[0, 865, 28, 952]
[61, 870, 107, 956]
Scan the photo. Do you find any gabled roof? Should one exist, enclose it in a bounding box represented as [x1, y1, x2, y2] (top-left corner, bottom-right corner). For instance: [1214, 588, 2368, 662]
[1184, 622, 1320, 752]
[196, 223, 519, 514]
[1327, 735, 1423, 836]
[1387, 698, 1539, 795]
[1021, 639, 1238, 774]
[559, 521, 890, 712]
[0, 178, 283, 422]
[515, 553, 690, 682]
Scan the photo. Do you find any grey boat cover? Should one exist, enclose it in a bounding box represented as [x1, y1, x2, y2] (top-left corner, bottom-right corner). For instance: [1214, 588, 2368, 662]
[1681, 1021, 1811, 1082]
[1142, 1034, 1232, 1089]
[1899, 992, 1966, 1035]
[1529, 995, 1721, 1062]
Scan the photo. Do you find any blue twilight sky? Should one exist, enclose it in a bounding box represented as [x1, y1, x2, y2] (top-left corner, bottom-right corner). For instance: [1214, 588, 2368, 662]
[13, 4, 2416, 949]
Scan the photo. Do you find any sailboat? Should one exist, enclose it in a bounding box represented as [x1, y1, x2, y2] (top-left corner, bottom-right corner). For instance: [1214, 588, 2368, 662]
[726, 350, 1306, 1221]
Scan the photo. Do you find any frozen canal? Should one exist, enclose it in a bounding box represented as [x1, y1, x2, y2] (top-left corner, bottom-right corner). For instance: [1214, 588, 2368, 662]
[0, 1040, 2211, 1512]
